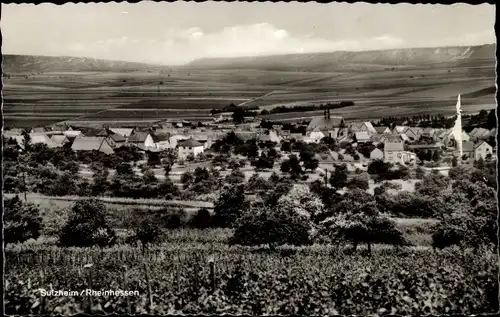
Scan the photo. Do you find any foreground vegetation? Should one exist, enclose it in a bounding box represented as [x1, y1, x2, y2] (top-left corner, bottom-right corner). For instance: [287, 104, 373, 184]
[5, 244, 498, 315]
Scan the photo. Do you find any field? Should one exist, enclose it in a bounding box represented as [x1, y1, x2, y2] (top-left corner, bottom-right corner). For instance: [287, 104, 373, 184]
[5, 243, 498, 315]
[2, 44, 496, 128]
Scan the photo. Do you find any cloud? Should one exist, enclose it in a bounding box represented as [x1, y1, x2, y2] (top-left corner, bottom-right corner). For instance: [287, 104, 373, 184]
[61, 23, 491, 65]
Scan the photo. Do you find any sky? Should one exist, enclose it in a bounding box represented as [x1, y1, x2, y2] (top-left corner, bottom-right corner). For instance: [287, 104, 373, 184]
[1, 2, 495, 65]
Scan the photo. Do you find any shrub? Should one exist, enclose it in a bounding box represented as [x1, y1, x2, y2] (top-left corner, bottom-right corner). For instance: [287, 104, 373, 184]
[188, 208, 212, 229]
[135, 217, 163, 247]
[4, 196, 42, 244]
[58, 199, 116, 247]
[229, 205, 312, 248]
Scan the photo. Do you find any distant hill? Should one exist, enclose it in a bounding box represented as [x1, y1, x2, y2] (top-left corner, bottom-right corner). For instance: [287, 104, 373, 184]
[2, 44, 495, 74]
[1, 55, 165, 73]
[185, 44, 495, 72]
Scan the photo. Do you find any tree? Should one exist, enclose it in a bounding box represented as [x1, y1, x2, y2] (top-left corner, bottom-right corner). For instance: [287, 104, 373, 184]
[4, 196, 42, 244]
[213, 184, 249, 228]
[246, 173, 270, 193]
[229, 204, 312, 249]
[281, 154, 303, 177]
[276, 184, 325, 224]
[415, 171, 449, 197]
[147, 151, 161, 166]
[347, 172, 370, 191]
[303, 158, 319, 171]
[225, 168, 245, 184]
[415, 166, 425, 179]
[181, 171, 194, 189]
[188, 208, 212, 229]
[232, 107, 245, 124]
[21, 129, 32, 152]
[59, 199, 116, 247]
[280, 141, 291, 153]
[321, 190, 406, 255]
[163, 162, 172, 176]
[451, 156, 458, 167]
[329, 163, 348, 189]
[135, 217, 163, 249]
[143, 169, 158, 185]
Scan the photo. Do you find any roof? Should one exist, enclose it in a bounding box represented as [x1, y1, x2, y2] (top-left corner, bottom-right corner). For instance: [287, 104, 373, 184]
[408, 144, 440, 149]
[128, 131, 151, 143]
[307, 116, 344, 131]
[384, 142, 404, 152]
[6, 128, 23, 135]
[151, 132, 170, 143]
[474, 140, 493, 150]
[71, 137, 107, 151]
[109, 133, 126, 142]
[234, 131, 257, 141]
[374, 126, 390, 134]
[31, 127, 48, 133]
[110, 128, 134, 137]
[178, 138, 203, 148]
[470, 127, 490, 138]
[290, 133, 306, 141]
[462, 141, 474, 152]
[30, 133, 56, 148]
[51, 135, 69, 146]
[63, 130, 82, 138]
[363, 122, 377, 134]
[258, 134, 272, 142]
[394, 126, 408, 133]
[355, 131, 371, 141]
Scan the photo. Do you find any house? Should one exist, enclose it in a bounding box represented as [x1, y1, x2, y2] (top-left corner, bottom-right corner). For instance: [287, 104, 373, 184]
[306, 128, 325, 143]
[474, 140, 493, 160]
[290, 133, 307, 142]
[394, 126, 408, 133]
[110, 128, 134, 138]
[354, 131, 371, 144]
[374, 126, 391, 135]
[63, 129, 82, 138]
[71, 137, 114, 154]
[127, 131, 155, 148]
[460, 141, 475, 159]
[402, 128, 420, 142]
[30, 133, 57, 148]
[30, 127, 49, 134]
[268, 130, 282, 143]
[107, 133, 127, 148]
[306, 110, 345, 138]
[177, 138, 204, 160]
[6, 128, 23, 135]
[370, 148, 384, 160]
[50, 135, 70, 147]
[384, 142, 415, 164]
[469, 127, 491, 140]
[234, 131, 257, 141]
[350, 122, 377, 135]
[152, 132, 171, 150]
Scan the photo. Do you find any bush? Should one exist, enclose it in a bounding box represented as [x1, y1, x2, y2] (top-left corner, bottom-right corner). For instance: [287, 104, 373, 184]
[59, 199, 116, 247]
[188, 208, 212, 229]
[4, 196, 42, 244]
[229, 205, 312, 248]
[135, 217, 163, 247]
[160, 208, 186, 229]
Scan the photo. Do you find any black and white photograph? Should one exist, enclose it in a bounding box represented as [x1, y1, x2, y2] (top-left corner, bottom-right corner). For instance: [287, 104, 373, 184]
[1, 1, 498, 315]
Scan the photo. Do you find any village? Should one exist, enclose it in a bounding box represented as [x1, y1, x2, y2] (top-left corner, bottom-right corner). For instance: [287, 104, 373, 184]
[3, 107, 497, 176]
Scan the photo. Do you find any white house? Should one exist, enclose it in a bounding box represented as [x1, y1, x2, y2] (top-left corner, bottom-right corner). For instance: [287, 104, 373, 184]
[384, 142, 416, 164]
[474, 141, 493, 160]
[177, 138, 205, 160]
[370, 148, 384, 160]
[306, 128, 325, 143]
[127, 131, 155, 148]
